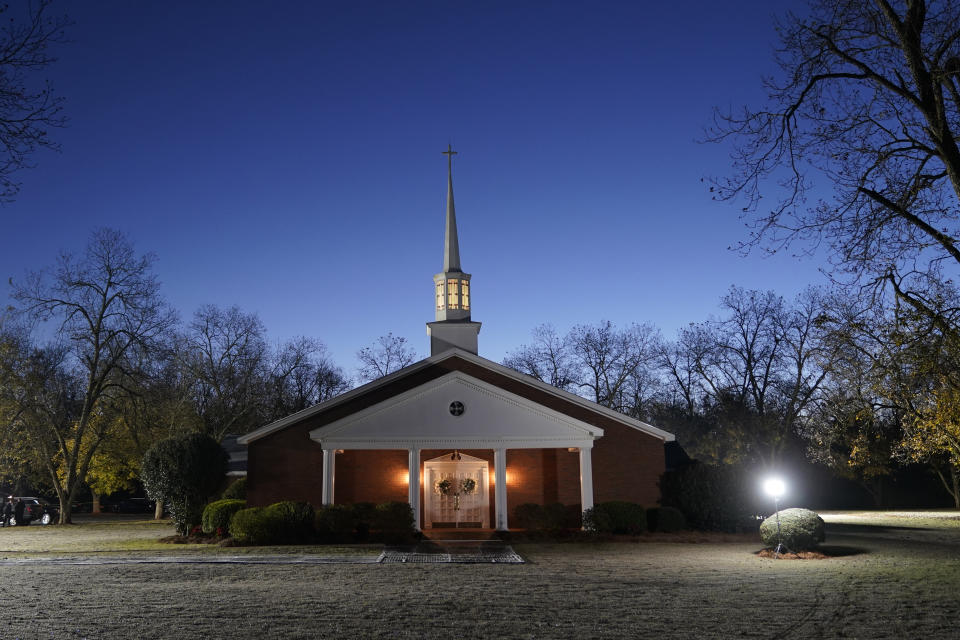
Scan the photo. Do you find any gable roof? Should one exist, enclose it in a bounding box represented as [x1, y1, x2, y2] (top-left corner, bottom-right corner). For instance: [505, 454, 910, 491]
[238, 348, 675, 445]
[309, 370, 603, 450]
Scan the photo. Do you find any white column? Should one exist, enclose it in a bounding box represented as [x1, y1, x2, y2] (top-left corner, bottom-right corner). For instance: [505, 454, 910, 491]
[321, 448, 336, 505]
[408, 448, 421, 531]
[579, 445, 594, 519]
[494, 448, 508, 531]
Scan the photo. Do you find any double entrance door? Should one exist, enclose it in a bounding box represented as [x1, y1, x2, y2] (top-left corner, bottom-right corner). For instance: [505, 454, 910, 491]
[423, 453, 489, 529]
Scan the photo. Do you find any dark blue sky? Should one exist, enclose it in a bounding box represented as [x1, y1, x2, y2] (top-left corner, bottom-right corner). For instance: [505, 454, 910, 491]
[3, 0, 826, 371]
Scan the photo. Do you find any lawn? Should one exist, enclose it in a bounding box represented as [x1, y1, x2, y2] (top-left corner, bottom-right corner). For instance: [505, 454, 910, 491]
[0, 512, 956, 638]
[0, 515, 377, 557]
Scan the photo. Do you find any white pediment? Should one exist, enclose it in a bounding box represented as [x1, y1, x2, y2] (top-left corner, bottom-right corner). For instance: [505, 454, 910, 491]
[309, 372, 602, 450]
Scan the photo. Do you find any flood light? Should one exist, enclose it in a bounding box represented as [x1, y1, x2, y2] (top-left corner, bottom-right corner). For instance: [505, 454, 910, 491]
[763, 477, 786, 498]
[763, 476, 787, 557]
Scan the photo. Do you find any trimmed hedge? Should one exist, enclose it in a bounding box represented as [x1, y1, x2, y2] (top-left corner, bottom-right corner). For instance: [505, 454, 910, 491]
[233, 500, 417, 546]
[584, 501, 646, 535]
[312, 501, 416, 543]
[352, 502, 377, 539]
[647, 506, 686, 533]
[229, 507, 276, 545]
[202, 499, 246, 534]
[760, 508, 825, 551]
[373, 501, 415, 534]
[315, 504, 357, 540]
[221, 477, 247, 500]
[264, 501, 315, 543]
[513, 503, 576, 532]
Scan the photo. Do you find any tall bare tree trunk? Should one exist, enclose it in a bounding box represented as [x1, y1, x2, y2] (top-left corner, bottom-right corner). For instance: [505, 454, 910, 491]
[952, 468, 960, 510]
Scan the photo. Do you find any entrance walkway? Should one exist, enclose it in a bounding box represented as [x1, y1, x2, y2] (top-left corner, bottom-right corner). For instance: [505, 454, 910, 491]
[0, 554, 383, 565]
[0, 541, 525, 565]
[379, 539, 524, 564]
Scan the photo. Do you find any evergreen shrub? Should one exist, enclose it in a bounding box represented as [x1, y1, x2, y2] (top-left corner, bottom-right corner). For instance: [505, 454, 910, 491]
[221, 477, 247, 500]
[660, 462, 756, 532]
[202, 499, 246, 535]
[265, 501, 315, 543]
[141, 433, 228, 536]
[373, 501, 414, 532]
[351, 502, 376, 539]
[582, 506, 611, 534]
[229, 507, 275, 545]
[592, 501, 646, 534]
[760, 508, 825, 551]
[315, 504, 357, 541]
[513, 503, 572, 532]
[513, 503, 545, 529]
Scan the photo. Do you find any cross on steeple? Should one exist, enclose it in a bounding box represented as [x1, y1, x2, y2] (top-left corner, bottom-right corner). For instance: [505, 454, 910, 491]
[443, 144, 457, 178]
[441, 144, 460, 273]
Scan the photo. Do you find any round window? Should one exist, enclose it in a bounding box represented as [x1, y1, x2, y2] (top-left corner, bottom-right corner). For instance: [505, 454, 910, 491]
[449, 401, 465, 416]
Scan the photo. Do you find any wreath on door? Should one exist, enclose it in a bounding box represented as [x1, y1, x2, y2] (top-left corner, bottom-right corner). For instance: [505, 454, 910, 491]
[434, 477, 477, 496]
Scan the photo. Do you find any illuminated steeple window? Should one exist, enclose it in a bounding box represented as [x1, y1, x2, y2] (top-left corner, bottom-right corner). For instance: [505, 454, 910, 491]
[461, 279, 470, 310]
[447, 279, 460, 309]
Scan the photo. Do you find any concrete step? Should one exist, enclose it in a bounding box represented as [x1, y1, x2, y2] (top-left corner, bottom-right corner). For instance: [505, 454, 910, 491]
[422, 528, 497, 541]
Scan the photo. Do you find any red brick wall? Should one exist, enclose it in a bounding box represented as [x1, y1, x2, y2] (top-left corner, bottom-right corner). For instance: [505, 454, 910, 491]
[505, 449, 581, 507]
[246, 421, 325, 507]
[335, 450, 409, 505]
[592, 422, 665, 507]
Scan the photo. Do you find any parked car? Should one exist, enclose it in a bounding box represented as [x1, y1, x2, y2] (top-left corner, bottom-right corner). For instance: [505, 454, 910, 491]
[8, 497, 54, 526]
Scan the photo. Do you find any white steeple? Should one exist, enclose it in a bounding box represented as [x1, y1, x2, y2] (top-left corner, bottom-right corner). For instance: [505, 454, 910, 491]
[427, 145, 481, 355]
[443, 145, 461, 273]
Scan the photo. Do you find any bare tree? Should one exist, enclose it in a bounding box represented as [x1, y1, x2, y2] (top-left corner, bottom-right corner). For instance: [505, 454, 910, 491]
[708, 0, 960, 340]
[9, 228, 176, 523]
[569, 321, 661, 414]
[267, 336, 349, 418]
[505, 321, 662, 417]
[658, 288, 828, 468]
[356, 333, 418, 383]
[179, 305, 268, 441]
[502, 324, 577, 391]
[0, 0, 70, 201]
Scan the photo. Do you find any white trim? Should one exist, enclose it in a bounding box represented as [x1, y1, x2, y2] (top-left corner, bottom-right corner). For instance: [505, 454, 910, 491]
[321, 449, 335, 505]
[494, 448, 508, 531]
[312, 437, 595, 450]
[308, 371, 603, 450]
[408, 448, 421, 531]
[579, 447, 594, 517]
[239, 348, 674, 445]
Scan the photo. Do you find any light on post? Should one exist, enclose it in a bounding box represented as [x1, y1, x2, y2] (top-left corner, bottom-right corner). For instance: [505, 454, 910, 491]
[763, 476, 787, 557]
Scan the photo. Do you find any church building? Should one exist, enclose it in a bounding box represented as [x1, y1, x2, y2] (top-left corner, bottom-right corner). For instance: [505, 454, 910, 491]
[239, 148, 675, 531]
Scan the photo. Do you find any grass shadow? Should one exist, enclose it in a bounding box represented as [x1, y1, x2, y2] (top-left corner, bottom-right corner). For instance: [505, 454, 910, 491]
[826, 522, 928, 535]
[817, 544, 869, 557]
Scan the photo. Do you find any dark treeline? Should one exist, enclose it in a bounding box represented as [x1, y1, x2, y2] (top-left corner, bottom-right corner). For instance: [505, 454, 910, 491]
[504, 286, 960, 509]
[0, 229, 354, 522]
[4, 228, 960, 521]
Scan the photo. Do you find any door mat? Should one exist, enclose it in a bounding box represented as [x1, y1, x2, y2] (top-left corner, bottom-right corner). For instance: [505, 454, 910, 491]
[379, 541, 524, 564]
